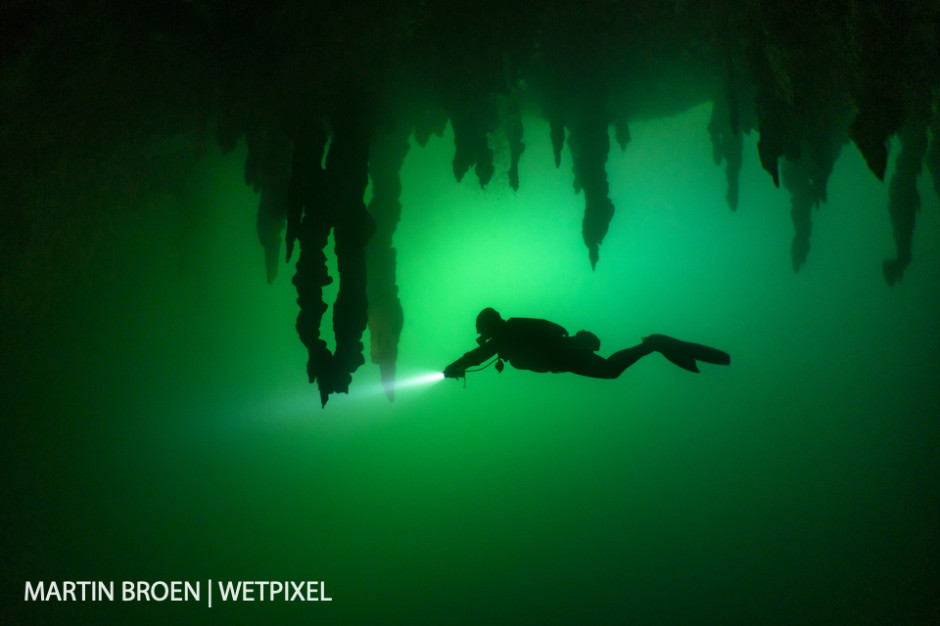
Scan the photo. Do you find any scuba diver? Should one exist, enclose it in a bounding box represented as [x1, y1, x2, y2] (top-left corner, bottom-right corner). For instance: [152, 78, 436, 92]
[443, 308, 730, 380]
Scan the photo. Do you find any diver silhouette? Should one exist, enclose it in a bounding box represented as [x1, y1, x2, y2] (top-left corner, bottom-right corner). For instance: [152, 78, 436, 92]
[443, 308, 730, 380]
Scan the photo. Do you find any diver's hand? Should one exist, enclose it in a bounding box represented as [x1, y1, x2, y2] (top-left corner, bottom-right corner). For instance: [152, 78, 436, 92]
[443, 364, 464, 379]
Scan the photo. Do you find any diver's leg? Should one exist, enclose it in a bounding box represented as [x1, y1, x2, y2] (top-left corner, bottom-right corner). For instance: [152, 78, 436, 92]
[564, 345, 654, 378]
[607, 345, 657, 375]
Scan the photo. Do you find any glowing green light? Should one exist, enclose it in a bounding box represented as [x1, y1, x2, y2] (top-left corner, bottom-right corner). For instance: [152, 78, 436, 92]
[394, 371, 445, 389]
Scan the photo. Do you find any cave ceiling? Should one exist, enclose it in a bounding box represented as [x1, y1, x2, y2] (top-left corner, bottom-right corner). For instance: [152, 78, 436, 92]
[2, 0, 938, 404]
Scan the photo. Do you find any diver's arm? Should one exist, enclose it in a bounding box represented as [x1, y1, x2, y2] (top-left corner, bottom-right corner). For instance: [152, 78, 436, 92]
[444, 342, 498, 378]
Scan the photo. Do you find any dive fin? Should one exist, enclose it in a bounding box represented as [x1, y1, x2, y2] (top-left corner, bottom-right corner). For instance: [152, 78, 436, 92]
[682, 341, 731, 366]
[643, 334, 731, 372]
[662, 351, 700, 373]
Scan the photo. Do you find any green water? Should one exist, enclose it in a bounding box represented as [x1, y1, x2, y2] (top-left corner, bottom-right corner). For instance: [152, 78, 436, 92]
[3, 104, 939, 625]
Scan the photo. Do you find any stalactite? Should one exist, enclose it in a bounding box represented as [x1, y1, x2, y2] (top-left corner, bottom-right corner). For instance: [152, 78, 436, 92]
[781, 158, 813, 272]
[567, 99, 614, 270]
[848, 1, 909, 181]
[850, 94, 900, 182]
[288, 108, 376, 408]
[748, 28, 794, 189]
[285, 130, 317, 265]
[804, 119, 848, 207]
[713, 45, 758, 212]
[366, 123, 410, 400]
[549, 115, 565, 168]
[450, 96, 498, 188]
[613, 116, 630, 153]
[884, 116, 928, 286]
[780, 102, 848, 272]
[322, 104, 376, 405]
[290, 127, 333, 399]
[883, 6, 938, 286]
[497, 95, 525, 191]
[245, 127, 292, 283]
[751, 74, 802, 190]
[708, 93, 743, 211]
[413, 104, 448, 148]
[746, 1, 853, 193]
[926, 106, 940, 202]
[780, 123, 847, 272]
[756, 116, 785, 187]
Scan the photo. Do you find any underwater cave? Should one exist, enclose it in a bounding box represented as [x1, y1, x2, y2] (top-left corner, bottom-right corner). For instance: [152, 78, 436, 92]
[2, 2, 939, 625]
